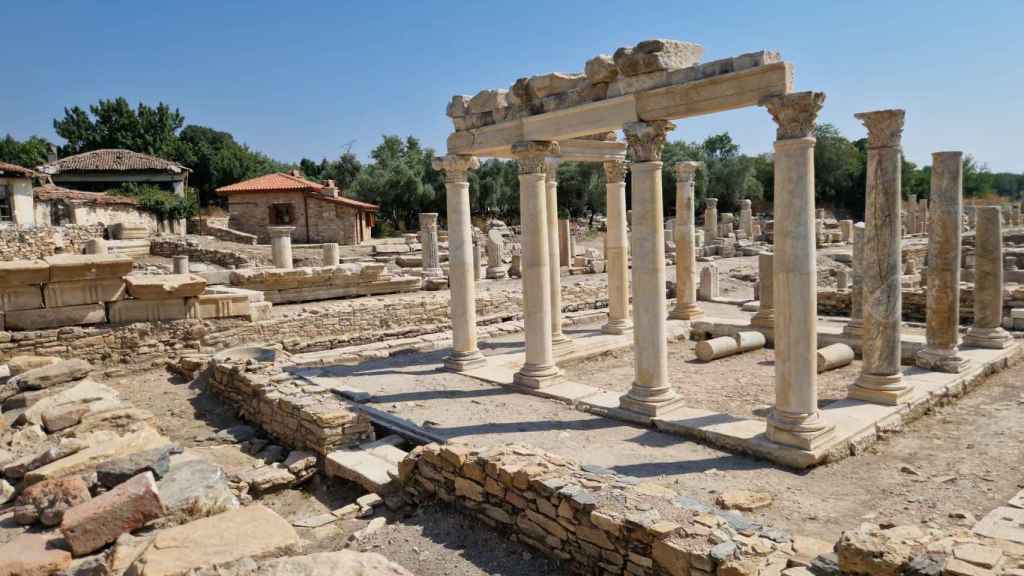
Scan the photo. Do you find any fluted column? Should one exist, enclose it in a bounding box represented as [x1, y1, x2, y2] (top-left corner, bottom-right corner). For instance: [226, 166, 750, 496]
[602, 160, 632, 334]
[916, 152, 969, 372]
[964, 206, 1013, 348]
[704, 198, 719, 243]
[850, 109, 912, 405]
[545, 159, 574, 355]
[761, 92, 834, 450]
[619, 121, 682, 416]
[432, 155, 486, 372]
[513, 141, 562, 388]
[419, 213, 443, 278]
[669, 161, 704, 320]
[842, 222, 866, 337]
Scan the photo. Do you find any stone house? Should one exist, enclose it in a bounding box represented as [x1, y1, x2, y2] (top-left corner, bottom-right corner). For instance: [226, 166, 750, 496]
[0, 161, 37, 225]
[33, 184, 160, 232]
[38, 149, 190, 196]
[215, 172, 377, 245]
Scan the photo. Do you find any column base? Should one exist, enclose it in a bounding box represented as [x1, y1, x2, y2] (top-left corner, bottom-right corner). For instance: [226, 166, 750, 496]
[963, 327, 1014, 349]
[619, 389, 683, 417]
[443, 350, 487, 372]
[841, 320, 863, 338]
[601, 318, 633, 335]
[422, 268, 444, 279]
[485, 266, 508, 280]
[551, 334, 576, 357]
[749, 312, 774, 329]
[669, 304, 704, 321]
[766, 410, 835, 451]
[915, 347, 970, 373]
[849, 372, 912, 405]
[513, 363, 561, 389]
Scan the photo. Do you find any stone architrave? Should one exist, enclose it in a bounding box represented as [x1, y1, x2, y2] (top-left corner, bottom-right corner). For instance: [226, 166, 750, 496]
[544, 160, 572, 354]
[485, 228, 508, 279]
[704, 198, 719, 243]
[761, 91, 835, 449]
[964, 206, 1014, 349]
[669, 161, 704, 320]
[749, 252, 774, 328]
[739, 199, 753, 239]
[916, 152, 969, 372]
[419, 213, 443, 278]
[850, 109, 912, 405]
[619, 120, 682, 416]
[842, 222, 866, 337]
[432, 155, 487, 371]
[602, 160, 632, 334]
[269, 227, 295, 269]
[512, 141, 562, 388]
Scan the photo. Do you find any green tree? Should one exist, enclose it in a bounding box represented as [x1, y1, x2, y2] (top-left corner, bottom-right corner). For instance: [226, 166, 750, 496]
[470, 159, 518, 220]
[172, 125, 287, 206]
[0, 134, 52, 168]
[813, 124, 863, 216]
[963, 155, 996, 198]
[54, 97, 184, 157]
[347, 135, 440, 232]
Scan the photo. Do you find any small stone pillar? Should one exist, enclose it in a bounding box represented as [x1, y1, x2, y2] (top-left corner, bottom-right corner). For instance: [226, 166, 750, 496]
[473, 238, 482, 281]
[172, 255, 190, 274]
[704, 198, 719, 243]
[749, 252, 774, 328]
[512, 141, 561, 388]
[964, 206, 1013, 349]
[485, 228, 508, 279]
[269, 226, 295, 269]
[602, 160, 632, 334]
[836, 268, 850, 291]
[850, 109, 911, 405]
[839, 220, 854, 243]
[916, 152, 969, 372]
[698, 264, 719, 301]
[619, 121, 681, 416]
[843, 223, 866, 337]
[432, 155, 486, 371]
[545, 161, 572, 354]
[419, 213, 443, 278]
[669, 161, 704, 320]
[322, 243, 340, 266]
[558, 219, 572, 266]
[761, 91, 834, 449]
[739, 199, 753, 239]
[84, 238, 108, 255]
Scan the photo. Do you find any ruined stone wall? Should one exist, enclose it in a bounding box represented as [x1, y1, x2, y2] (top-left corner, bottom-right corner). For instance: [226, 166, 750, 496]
[150, 238, 261, 268]
[188, 217, 258, 245]
[817, 286, 1024, 323]
[209, 358, 373, 454]
[0, 224, 106, 261]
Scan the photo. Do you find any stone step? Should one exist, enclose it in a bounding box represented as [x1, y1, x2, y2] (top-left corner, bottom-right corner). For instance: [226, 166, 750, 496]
[325, 436, 409, 494]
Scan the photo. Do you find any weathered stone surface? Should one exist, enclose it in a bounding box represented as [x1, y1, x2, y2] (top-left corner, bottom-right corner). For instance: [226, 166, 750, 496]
[42, 403, 91, 432]
[585, 54, 618, 83]
[125, 274, 207, 300]
[199, 551, 415, 576]
[5, 303, 107, 330]
[19, 378, 119, 426]
[0, 284, 44, 311]
[0, 259, 50, 287]
[4, 438, 90, 480]
[190, 292, 250, 319]
[156, 458, 239, 524]
[7, 354, 61, 376]
[467, 89, 508, 114]
[0, 533, 72, 576]
[613, 39, 704, 77]
[716, 489, 773, 511]
[953, 543, 1003, 569]
[836, 528, 912, 576]
[15, 475, 92, 526]
[127, 505, 300, 576]
[527, 72, 585, 98]
[96, 444, 177, 488]
[13, 358, 93, 391]
[44, 278, 126, 307]
[45, 254, 134, 282]
[234, 464, 295, 494]
[61, 471, 164, 556]
[26, 426, 169, 484]
[107, 298, 191, 323]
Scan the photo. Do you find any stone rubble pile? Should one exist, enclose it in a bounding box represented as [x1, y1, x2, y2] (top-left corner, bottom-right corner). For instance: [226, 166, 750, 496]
[228, 261, 420, 304]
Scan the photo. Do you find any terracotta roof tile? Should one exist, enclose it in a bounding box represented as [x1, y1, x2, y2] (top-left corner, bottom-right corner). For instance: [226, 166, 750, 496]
[216, 172, 379, 211]
[0, 161, 37, 178]
[39, 149, 188, 174]
[34, 184, 140, 206]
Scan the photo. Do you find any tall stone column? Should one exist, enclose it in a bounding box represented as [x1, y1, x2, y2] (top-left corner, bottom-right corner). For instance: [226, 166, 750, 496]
[419, 213, 443, 278]
[842, 222, 866, 337]
[739, 199, 753, 238]
[749, 252, 774, 328]
[670, 161, 704, 320]
[704, 198, 719, 243]
[269, 226, 295, 269]
[761, 92, 834, 449]
[512, 141, 561, 388]
[432, 155, 486, 371]
[964, 206, 1013, 349]
[916, 152, 969, 372]
[545, 159, 573, 355]
[619, 121, 682, 416]
[602, 160, 632, 334]
[850, 109, 912, 405]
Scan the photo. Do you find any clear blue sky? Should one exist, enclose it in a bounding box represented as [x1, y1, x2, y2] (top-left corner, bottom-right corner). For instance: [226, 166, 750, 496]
[3, 1, 1022, 172]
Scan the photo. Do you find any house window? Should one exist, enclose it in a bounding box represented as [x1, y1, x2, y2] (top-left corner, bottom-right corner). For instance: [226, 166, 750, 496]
[51, 201, 73, 226]
[0, 184, 11, 222]
[269, 203, 294, 225]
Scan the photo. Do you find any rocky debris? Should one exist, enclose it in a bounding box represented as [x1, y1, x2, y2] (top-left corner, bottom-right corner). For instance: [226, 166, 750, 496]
[953, 543, 1004, 569]
[835, 526, 914, 576]
[352, 516, 387, 542]
[107, 532, 157, 576]
[14, 474, 92, 526]
[61, 471, 164, 556]
[6, 354, 62, 377]
[156, 457, 239, 525]
[185, 550, 415, 576]
[95, 444, 178, 488]
[233, 463, 295, 495]
[326, 436, 408, 494]
[24, 425, 169, 484]
[42, 403, 92, 432]
[255, 443, 287, 463]
[292, 513, 338, 528]
[18, 378, 121, 427]
[4, 437, 89, 480]
[0, 478, 14, 504]
[585, 54, 618, 84]
[215, 424, 258, 443]
[0, 533, 73, 576]
[716, 489, 774, 511]
[283, 450, 317, 475]
[613, 39, 705, 76]
[11, 358, 93, 391]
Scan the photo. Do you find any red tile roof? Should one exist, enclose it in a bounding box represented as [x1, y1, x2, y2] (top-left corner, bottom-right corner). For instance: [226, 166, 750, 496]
[216, 172, 378, 211]
[0, 161, 37, 178]
[34, 184, 140, 206]
[39, 149, 188, 174]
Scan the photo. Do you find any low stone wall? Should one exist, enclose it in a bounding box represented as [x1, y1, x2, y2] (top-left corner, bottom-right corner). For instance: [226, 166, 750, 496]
[150, 238, 261, 268]
[817, 285, 1024, 323]
[229, 263, 421, 304]
[189, 217, 258, 245]
[0, 224, 106, 261]
[209, 356, 374, 454]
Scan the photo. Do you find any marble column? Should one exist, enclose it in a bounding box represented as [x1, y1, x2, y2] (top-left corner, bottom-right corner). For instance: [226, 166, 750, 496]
[739, 199, 753, 238]
[761, 91, 834, 449]
[513, 141, 561, 388]
[172, 255, 189, 274]
[545, 159, 573, 355]
[432, 155, 487, 371]
[916, 152, 969, 372]
[964, 206, 1014, 349]
[322, 243, 340, 266]
[842, 222, 866, 337]
[704, 198, 719, 243]
[419, 213, 443, 278]
[602, 160, 632, 334]
[670, 161, 704, 320]
[269, 226, 295, 269]
[749, 252, 774, 328]
[619, 121, 682, 416]
[850, 109, 912, 405]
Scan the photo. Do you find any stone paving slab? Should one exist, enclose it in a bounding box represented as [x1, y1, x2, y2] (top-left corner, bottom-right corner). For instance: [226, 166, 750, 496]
[973, 506, 1024, 544]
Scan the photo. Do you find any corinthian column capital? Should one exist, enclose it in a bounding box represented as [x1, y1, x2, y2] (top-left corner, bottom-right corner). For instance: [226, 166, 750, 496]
[674, 161, 702, 181]
[432, 155, 480, 183]
[512, 141, 560, 174]
[854, 109, 906, 149]
[623, 120, 675, 162]
[761, 91, 826, 140]
[603, 160, 628, 184]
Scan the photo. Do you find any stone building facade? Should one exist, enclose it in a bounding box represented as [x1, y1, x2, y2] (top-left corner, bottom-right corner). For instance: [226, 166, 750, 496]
[38, 149, 189, 196]
[0, 161, 37, 225]
[216, 172, 377, 245]
[33, 184, 160, 232]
